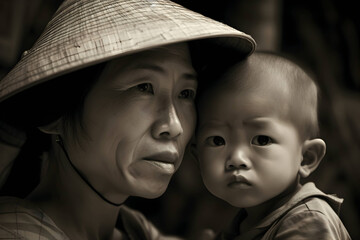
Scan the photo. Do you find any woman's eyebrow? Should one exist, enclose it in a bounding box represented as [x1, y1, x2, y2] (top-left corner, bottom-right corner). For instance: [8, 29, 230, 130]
[183, 72, 198, 81]
[135, 63, 164, 73]
[135, 63, 197, 80]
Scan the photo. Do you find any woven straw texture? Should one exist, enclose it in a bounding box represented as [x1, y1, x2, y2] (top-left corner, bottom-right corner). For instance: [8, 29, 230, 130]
[0, 0, 255, 102]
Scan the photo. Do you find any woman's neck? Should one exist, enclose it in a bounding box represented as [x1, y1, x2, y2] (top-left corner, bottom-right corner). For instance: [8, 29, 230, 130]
[240, 179, 301, 233]
[27, 141, 127, 240]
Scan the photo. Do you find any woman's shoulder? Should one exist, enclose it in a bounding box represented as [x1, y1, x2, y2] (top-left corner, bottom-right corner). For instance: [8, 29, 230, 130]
[0, 196, 70, 240]
[118, 205, 184, 240]
[118, 205, 162, 239]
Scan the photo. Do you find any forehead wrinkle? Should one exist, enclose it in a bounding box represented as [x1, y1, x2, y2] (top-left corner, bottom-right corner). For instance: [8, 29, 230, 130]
[132, 61, 196, 78]
[100, 51, 197, 87]
[135, 46, 196, 81]
[134, 63, 164, 73]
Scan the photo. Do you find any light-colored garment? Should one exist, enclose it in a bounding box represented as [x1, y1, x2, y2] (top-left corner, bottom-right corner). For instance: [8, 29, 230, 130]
[0, 197, 69, 239]
[218, 182, 351, 240]
[0, 197, 180, 240]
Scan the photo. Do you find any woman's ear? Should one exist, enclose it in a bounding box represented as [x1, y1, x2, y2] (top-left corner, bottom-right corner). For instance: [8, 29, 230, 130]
[299, 138, 326, 178]
[38, 118, 62, 135]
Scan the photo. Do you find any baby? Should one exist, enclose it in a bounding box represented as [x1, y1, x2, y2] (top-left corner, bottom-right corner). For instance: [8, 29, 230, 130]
[194, 52, 351, 239]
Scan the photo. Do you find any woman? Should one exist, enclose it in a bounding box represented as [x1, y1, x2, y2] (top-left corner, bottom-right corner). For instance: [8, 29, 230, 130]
[0, 0, 255, 239]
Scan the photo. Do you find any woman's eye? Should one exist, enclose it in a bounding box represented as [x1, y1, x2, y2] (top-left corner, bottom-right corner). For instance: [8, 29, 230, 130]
[252, 135, 273, 146]
[136, 83, 154, 94]
[206, 136, 225, 146]
[179, 89, 195, 100]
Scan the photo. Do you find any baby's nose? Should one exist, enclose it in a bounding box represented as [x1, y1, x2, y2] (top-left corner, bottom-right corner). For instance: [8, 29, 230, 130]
[225, 149, 251, 170]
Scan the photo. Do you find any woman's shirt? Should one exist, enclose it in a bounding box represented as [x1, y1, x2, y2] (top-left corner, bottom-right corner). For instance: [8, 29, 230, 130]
[0, 197, 70, 239]
[0, 197, 182, 240]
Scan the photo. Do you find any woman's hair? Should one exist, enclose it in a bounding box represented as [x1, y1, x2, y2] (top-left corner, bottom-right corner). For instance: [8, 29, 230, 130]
[0, 62, 106, 197]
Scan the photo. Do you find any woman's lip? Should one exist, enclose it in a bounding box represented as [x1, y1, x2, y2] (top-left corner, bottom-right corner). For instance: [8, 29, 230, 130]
[141, 151, 179, 174]
[144, 151, 179, 163]
[143, 160, 175, 174]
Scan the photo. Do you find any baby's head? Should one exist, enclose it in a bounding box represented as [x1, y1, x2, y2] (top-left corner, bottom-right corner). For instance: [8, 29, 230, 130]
[195, 52, 326, 208]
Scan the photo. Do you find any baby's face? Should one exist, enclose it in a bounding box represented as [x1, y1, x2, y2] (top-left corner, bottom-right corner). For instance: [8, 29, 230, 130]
[196, 70, 303, 208]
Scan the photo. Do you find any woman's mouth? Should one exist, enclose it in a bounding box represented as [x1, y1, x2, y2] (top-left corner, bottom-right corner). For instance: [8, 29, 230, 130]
[142, 151, 179, 174]
[143, 160, 175, 174]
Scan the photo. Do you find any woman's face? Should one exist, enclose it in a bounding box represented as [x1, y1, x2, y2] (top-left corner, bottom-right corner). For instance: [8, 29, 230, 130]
[65, 43, 197, 200]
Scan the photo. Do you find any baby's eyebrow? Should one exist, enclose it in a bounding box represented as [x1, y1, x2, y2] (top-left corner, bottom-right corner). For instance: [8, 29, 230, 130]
[197, 122, 227, 132]
[243, 118, 273, 128]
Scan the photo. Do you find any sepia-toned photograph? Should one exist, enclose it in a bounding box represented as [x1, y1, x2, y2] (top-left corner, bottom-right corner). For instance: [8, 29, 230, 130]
[0, 0, 358, 239]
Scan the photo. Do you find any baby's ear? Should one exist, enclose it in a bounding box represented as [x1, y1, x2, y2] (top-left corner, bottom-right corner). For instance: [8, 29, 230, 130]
[38, 118, 62, 135]
[299, 138, 326, 178]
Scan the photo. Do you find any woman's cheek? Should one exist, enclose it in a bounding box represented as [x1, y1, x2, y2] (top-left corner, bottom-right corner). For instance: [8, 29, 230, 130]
[180, 103, 197, 136]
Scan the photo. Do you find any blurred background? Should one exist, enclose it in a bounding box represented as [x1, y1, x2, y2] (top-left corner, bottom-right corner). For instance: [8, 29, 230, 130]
[0, 0, 359, 239]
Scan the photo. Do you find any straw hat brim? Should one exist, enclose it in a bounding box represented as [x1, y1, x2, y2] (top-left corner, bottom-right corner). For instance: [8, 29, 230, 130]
[0, 0, 255, 103]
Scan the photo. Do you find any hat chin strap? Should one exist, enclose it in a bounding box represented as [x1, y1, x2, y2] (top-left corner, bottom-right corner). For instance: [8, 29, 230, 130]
[55, 135, 123, 207]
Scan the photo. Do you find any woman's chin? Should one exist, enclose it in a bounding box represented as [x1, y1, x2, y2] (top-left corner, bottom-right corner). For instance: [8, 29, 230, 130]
[142, 191, 165, 199]
[135, 180, 171, 199]
[124, 168, 174, 198]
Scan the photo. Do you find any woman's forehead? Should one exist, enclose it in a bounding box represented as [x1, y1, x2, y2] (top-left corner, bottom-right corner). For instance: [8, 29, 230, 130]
[149, 42, 191, 57]
[104, 42, 191, 70]
[93, 42, 196, 87]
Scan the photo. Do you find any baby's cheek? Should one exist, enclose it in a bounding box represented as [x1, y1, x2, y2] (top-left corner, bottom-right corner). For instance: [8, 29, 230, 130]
[201, 159, 223, 181]
[201, 166, 225, 199]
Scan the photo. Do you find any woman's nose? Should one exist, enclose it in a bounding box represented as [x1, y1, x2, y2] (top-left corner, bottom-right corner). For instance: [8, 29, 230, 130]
[225, 149, 251, 171]
[152, 102, 183, 140]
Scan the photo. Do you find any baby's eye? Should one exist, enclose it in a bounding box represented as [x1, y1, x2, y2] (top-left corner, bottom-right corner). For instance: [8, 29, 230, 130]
[251, 135, 273, 146]
[179, 89, 196, 100]
[206, 136, 225, 146]
[136, 83, 154, 94]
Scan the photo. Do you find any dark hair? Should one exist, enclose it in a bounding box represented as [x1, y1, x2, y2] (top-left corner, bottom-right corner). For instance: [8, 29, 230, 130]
[2, 63, 106, 129]
[189, 39, 249, 91]
[0, 62, 106, 197]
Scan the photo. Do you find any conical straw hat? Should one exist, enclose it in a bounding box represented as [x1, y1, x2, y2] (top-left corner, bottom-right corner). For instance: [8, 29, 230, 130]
[0, 0, 255, 103]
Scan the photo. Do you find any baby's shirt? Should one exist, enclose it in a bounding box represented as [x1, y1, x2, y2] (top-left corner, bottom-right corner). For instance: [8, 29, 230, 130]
[218, 182, 351, 240]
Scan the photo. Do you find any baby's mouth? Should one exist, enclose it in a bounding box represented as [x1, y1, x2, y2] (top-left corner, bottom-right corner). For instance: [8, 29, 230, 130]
[227, 174, 252, 188]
